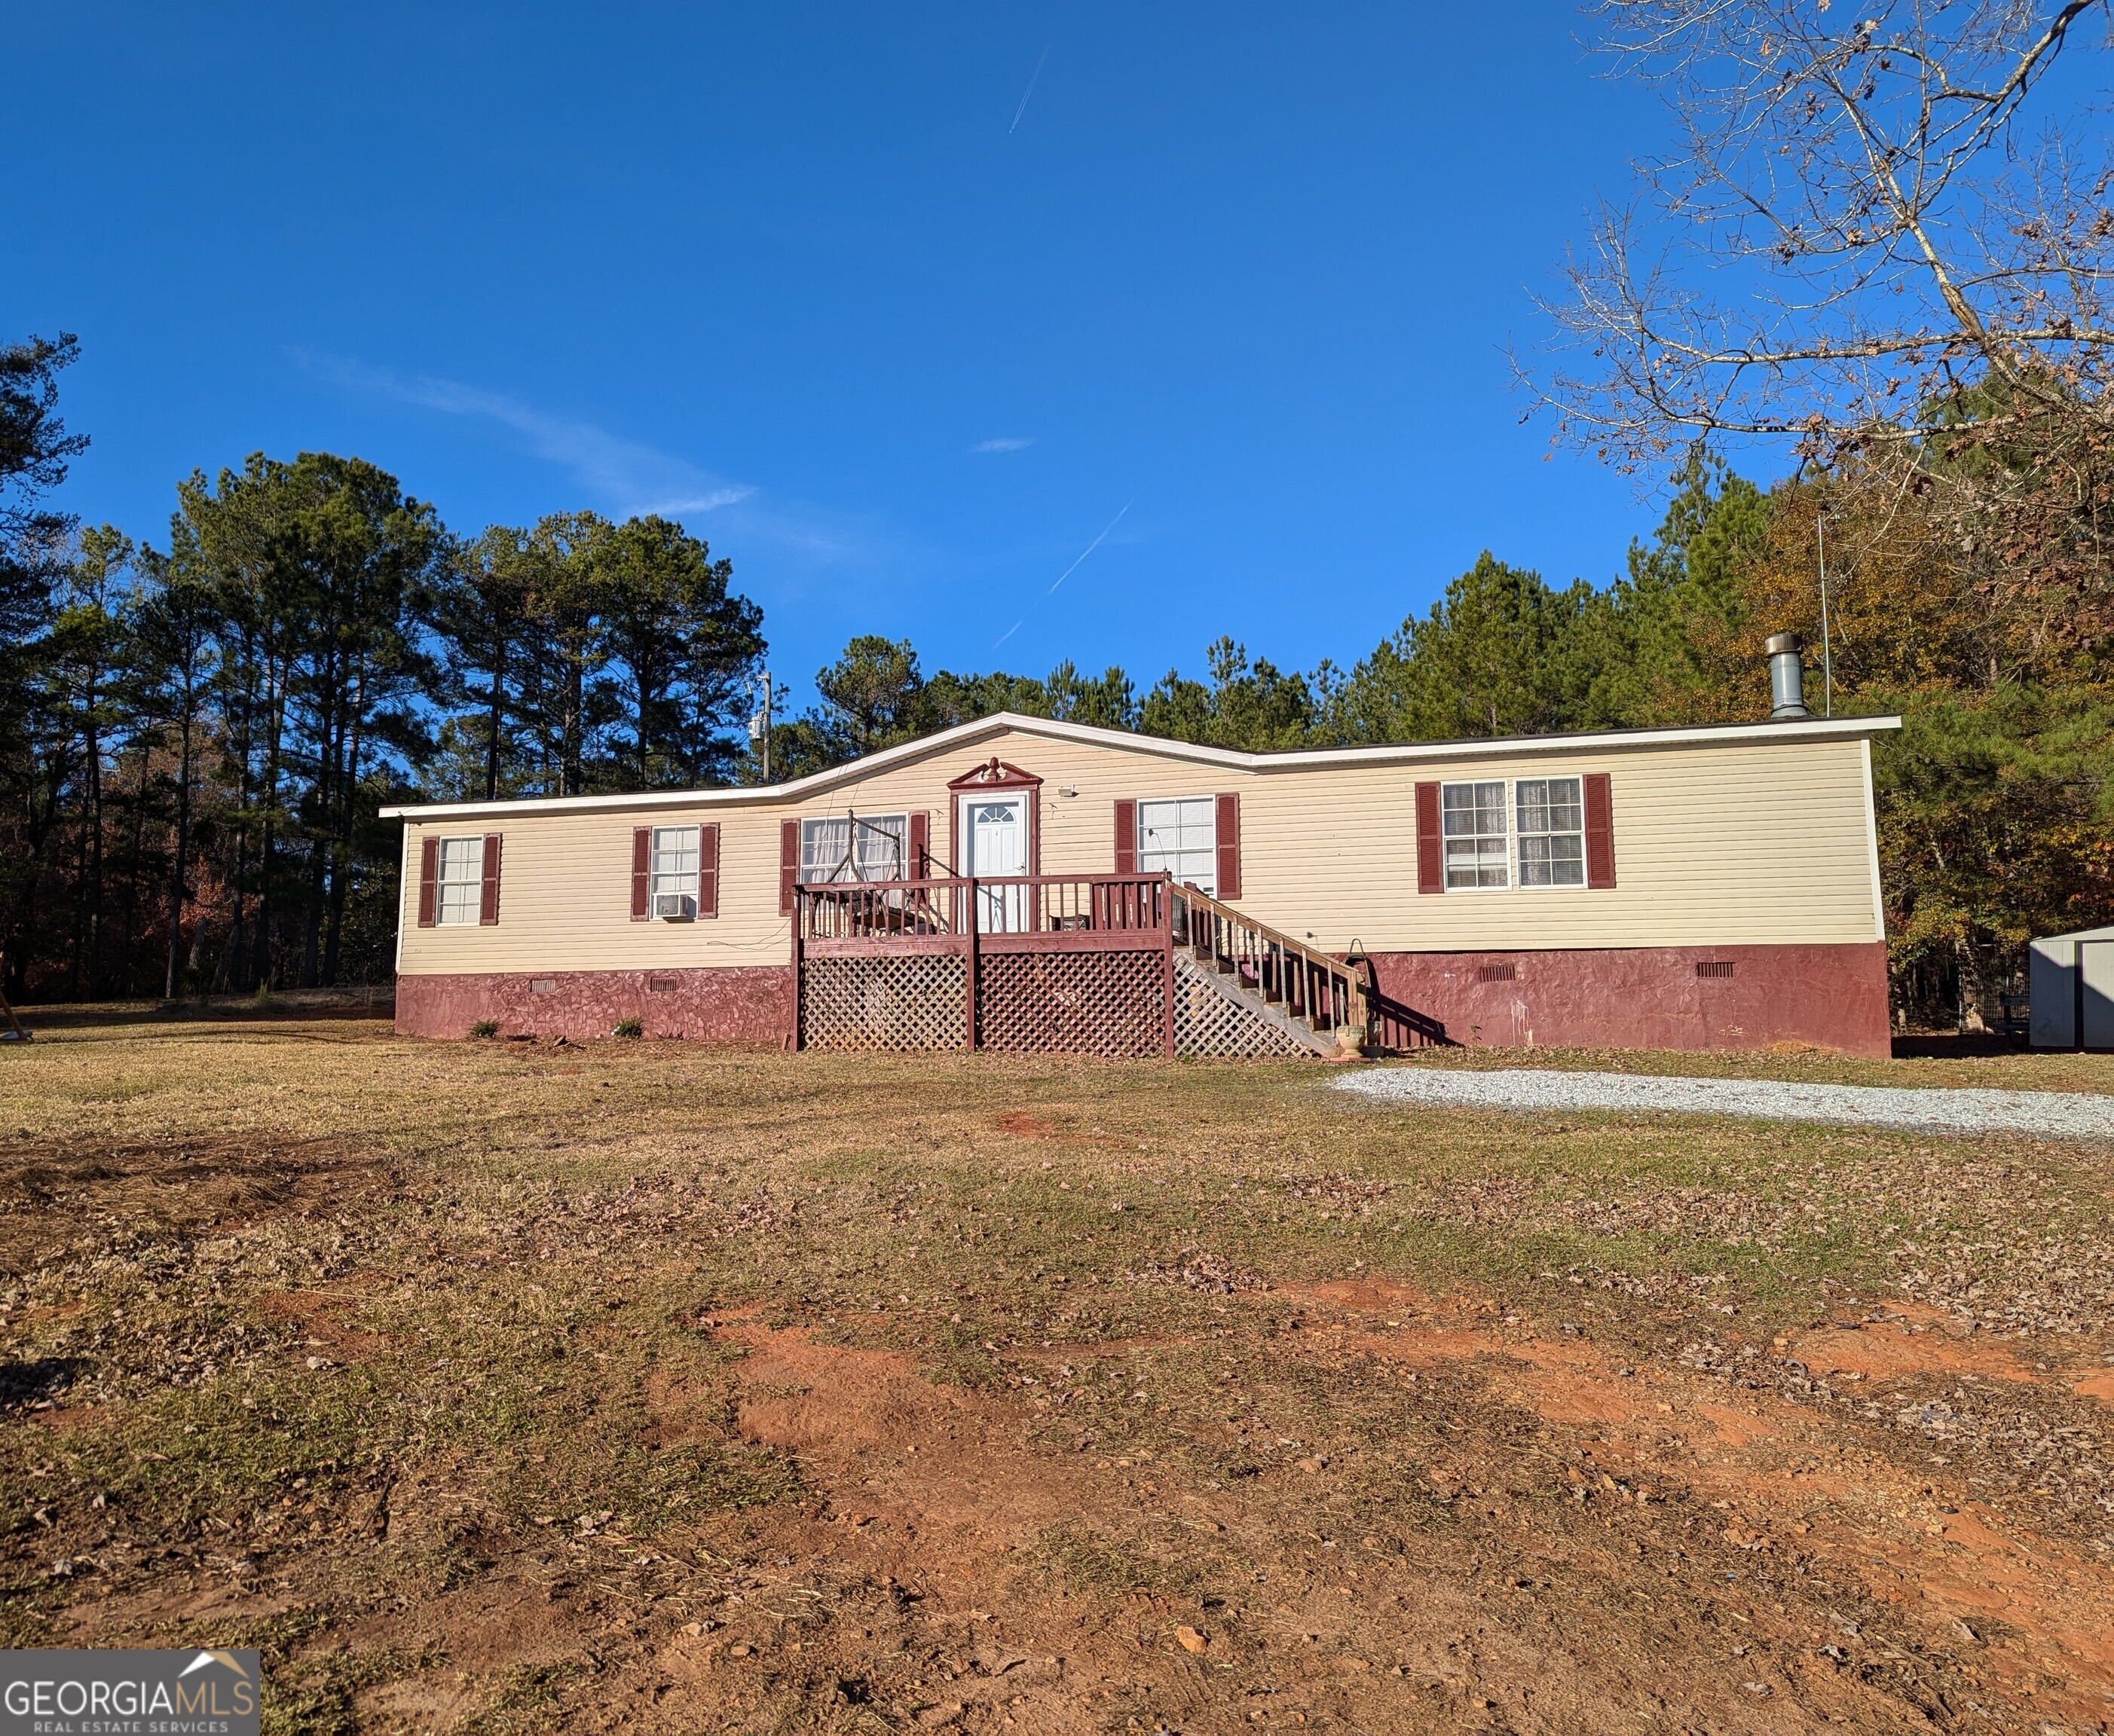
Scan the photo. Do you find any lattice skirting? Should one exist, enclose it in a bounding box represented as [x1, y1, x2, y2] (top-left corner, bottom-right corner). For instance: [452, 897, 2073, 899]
[800, 947, 1322, 1059]
[800, 953, 967, 1051]
[1173, 953, 1320, 1060]
[977, 949, 1165, 1059]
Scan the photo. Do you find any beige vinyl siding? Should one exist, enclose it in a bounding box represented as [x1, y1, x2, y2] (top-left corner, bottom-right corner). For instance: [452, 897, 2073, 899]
[396, 727, 1882, 975]
[397, 812, 794, 976]
[1235, 740, 1877, 950]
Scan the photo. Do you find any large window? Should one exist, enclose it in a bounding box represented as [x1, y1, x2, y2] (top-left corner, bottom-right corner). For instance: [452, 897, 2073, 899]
[800, 813, 909, 883]
[1137, 797, 1217, 894]
[436, 836, 485, 925]
[1515, 778, 1585, 887]
[1441, 782, 1509, 889]
[651, 826, 700, 903]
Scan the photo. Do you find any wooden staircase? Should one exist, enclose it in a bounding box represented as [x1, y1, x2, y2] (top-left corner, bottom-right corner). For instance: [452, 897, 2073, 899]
[1170, 885, 1449, 1058]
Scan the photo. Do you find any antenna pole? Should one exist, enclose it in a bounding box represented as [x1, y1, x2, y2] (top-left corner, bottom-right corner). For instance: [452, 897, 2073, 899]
[1817, 511, 1834, 719]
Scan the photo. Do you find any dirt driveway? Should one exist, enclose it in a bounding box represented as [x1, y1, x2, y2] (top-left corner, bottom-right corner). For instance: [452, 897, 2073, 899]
[2, 1019, 2111, 1733]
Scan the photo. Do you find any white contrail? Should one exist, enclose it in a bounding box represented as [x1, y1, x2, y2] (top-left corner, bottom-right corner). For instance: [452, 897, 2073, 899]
[1044, 498, 1131, 595]
[991, 498, 1134, 650]
[1010, 41, 1052, 133]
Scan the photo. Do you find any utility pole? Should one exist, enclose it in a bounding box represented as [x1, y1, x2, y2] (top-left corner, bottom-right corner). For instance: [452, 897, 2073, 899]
[748, 668, 773, 783]
[1816, 510, 1834, 719]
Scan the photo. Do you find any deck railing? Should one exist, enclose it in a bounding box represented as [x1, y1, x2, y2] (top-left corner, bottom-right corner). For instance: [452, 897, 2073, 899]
[795, 873, 1176, 942]
[792, 873, 1447, 1053]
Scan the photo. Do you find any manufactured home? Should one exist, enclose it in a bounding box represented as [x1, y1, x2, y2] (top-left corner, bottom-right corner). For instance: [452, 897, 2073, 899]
[383, 704, 1901, 1059]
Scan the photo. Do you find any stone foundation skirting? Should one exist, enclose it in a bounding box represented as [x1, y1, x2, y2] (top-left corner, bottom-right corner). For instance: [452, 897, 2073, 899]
[394, 967, 794, 1045]
[1367, 941, 1891, 1059]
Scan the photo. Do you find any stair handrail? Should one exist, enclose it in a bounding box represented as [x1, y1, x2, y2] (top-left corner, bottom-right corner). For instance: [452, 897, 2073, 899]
[1167, 883, 1366, 1041]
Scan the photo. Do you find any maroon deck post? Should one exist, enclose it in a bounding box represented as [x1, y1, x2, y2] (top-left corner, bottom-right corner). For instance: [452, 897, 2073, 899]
[963, 876, 981, 1051]
[1160, 884, 1177, 1059]
[788, 886, 804, 1050]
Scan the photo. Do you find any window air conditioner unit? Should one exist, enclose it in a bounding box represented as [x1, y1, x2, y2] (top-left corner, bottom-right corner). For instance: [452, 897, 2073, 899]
[654, 893, 696, 921]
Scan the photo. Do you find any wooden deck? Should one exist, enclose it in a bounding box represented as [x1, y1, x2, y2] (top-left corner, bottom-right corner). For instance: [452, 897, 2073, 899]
[791, 873, 1443, 1057]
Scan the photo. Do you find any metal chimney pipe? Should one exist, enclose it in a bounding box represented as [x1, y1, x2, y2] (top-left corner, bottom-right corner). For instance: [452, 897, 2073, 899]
[1766, 632, 1809, 720]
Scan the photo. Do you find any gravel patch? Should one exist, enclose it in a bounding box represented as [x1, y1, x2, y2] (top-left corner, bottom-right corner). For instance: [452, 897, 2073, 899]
[1335, 1066, 2114, 1141]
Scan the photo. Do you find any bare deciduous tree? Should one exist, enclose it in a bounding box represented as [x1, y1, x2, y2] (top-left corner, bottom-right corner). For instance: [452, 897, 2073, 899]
[1534, 0, 2114, 658]
[1539, 0, 2109, 451]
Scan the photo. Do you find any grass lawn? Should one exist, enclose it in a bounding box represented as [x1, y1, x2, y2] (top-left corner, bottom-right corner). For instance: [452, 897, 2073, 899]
[3, 1018, 2112, 1734]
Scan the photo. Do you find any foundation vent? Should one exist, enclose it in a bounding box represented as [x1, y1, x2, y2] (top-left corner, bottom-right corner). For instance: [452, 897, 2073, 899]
[1476, 963, 1519, 983]
[648, 977, 679, 993]
[530, 979, 558, 995]
[1695, 961, 1736, 980]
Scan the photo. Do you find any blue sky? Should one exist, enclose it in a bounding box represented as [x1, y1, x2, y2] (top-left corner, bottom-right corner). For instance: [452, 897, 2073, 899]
[5, 3, 1688, 709]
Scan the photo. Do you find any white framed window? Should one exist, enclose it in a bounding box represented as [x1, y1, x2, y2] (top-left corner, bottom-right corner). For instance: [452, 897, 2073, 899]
[650, 825, 700, 900]
[1137, 796, 1217, 894]
[1442, 781, 1509, 889]
[1515, 778, 1586, 888]
[800, 812, 909, 883]
[436, 836, 485, 925]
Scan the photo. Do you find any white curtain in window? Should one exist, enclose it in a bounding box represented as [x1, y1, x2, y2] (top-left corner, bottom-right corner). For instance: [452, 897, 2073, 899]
[1516, 778, 1585, 887]
[1442, 782, 1508, 889]
[855, 815, 908, 880]
[800, 815, 908, 883]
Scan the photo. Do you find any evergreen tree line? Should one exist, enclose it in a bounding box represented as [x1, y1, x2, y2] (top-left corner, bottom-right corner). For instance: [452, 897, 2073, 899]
[0, 338, 762, 1001]
[5, 334, 2109, 1022]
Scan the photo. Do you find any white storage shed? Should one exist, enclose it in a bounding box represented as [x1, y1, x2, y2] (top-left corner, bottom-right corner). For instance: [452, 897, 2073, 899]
[2030, 925, 2114, 1050]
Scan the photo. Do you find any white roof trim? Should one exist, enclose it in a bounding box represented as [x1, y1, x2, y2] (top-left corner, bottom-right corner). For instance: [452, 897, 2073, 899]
[381, 708, 1904, 823]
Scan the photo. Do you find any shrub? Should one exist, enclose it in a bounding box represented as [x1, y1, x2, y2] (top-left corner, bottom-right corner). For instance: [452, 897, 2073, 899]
[470, 1019, 500, 1039]
[613, 1018, 644, 1039]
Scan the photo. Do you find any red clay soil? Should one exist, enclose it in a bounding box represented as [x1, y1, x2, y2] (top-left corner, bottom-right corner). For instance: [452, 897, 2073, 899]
[557, 1289, 2114, 1734]
[1290, 1282, 2114, 1714]
[41, 1274, 2111, 1731]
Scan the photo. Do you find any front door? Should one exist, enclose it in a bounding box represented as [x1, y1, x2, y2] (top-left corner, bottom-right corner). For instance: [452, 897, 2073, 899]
[962, 795, 1028, 931]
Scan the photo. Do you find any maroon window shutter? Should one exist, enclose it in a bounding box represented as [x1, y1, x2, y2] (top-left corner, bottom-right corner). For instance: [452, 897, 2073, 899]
[631, 827, 652, 920]
[1583, 772, 1617, 889]
[416, 836, 439, 927]
[696, 823, 720, 918]
[1415, 781, 1443, 894]
[1214, 793, 1242, 900]
[779, 818, 801, 914]
[1113, 799, 1137, 875]
[908, 811, 929, 879]
[479, 833, 503, 925]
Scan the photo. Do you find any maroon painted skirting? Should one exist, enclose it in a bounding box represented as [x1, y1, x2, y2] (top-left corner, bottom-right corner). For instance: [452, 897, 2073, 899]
[1366, 942, 1892, 1059]
[395, 942, 1892, 1057]
[394, 967, 794, 1045]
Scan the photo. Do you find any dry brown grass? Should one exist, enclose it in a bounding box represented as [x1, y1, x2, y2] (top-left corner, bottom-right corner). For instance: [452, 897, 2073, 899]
[2, 1019, 2112, 1734]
